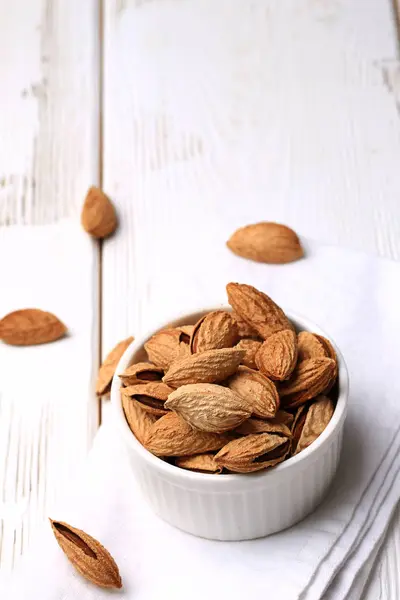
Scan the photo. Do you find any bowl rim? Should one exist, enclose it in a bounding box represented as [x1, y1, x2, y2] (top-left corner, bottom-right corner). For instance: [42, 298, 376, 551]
[111, 305, 349, 485]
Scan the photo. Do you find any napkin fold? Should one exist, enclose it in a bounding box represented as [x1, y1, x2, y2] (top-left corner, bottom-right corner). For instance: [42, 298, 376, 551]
[2, 238, 400, 600]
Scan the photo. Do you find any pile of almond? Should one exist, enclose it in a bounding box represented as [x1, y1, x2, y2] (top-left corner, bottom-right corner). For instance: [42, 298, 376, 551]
[120, 283, 338, 474]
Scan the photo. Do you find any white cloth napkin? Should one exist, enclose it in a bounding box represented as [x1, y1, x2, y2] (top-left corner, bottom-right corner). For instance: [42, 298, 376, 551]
[2, 238, 400, 600]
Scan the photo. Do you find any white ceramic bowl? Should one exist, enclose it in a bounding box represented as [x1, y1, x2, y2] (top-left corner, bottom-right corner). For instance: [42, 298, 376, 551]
[111, 307, 348, 541]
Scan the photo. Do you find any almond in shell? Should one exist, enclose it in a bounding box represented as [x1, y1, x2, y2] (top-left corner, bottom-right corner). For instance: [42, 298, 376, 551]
[121, 382, 174, 416]
[294, 395, 334, 455]
[255, 329, 298, 381]
[231, 310, 259, 338]
[234, 338, 262, 369]
[121, 397, 157, 445]
[226, 283, 293, 340]
[227, 222, 304, 264]
[226, 366, 279, 419]
[215, 433, 290, 473]
[0, 308, 67, 346]
[190, 311, 239, 353]
[163, 347, 244, 388]
[235, 416, 292, 438]
[144, 328, 190, 369]
[280, 357, 336, 408]
[119, 362, 164, 386]
[175, 454, 222, 474]
[165, 383, 251, 433]
[144, 412, 233, 456]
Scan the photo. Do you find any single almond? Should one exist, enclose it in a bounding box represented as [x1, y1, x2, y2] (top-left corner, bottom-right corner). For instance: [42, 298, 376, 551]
[121, 381, 174, 416]
[294, 395, 334, 455]
[163, 347, 244, 388]
[235, 415, 292, 438]
[297, 332, 326, 361]
[227, 222, 304, 264]
[122, 396, 157, 445]
[119, 362, 164, 386]
[215, 433, 290, 473]
[81, 186, 117, 239]
[96, 336, 134, 395]
[255, 329, 298, 381]
[226, 282, 293, 339]
[175, 454, 222, 474]
[144, 412, 232, 456]
[226, 366, 279, 419]
[50, 519, 122, 589]
[280, 357, 336, 408]
[234, 338, 262, 369]
[314, 334, 339, 392]
[144, 328, 190, 369]
[165, 383, 251, 433]
[190, 311, 239, 353]
[0, 308, 66, 346]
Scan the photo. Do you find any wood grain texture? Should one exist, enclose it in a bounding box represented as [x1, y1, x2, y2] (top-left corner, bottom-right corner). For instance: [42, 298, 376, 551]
[0, 0, 100, 573]
[102, 0, 400, 597]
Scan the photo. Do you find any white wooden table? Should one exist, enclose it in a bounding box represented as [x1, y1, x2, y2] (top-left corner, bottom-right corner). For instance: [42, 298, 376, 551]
[1, 1, 400, 596]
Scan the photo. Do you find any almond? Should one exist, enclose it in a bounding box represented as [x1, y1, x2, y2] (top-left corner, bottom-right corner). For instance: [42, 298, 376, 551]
[234, 338, 262, 369]
[190, 311, 239, 353]
[163, 347, 244, 388]
[121, 382, 174, 416]
[81, 186, 117, 239]
[226, 366, 279, 418]
[121, 397, 157, 445]
[165, 383, 251, 433]
[227, 222, 304, 264]
[290, 404, 308, 454]
[144, 328, 190, 369]
[119, 362, 164, 386]
[235, 415, 292, 438]
[175, 454, 222, 474]
[215, 433, 290, 473]
[255, 329, 298, 381]
[297, 331, 327, 361]
[145, 412, 232, 456]
[226, 282, 293, 339]
[231, 310, 259, 338]
[0, 308, 67, 346]
[294, 395, 334, 455]
[96, 336, 134, 396]
[279, 357, 336, 408]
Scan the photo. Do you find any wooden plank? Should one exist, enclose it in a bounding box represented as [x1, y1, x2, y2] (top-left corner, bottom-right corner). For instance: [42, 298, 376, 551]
[102, 0, 400, 597]
[0, 0, 100, 572]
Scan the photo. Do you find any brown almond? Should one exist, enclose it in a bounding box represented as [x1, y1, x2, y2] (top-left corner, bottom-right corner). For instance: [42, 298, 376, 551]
[165, 383, 251, 433]
[144, 328, 190, 369]
[226, 283, 293, 339]
[0, 308, 67, 346]
[119, 362, 164, 386]
[215, 433, 290, 473]
[175, 454, 222, 474]
[122, 396, 157, 445]
[121, 382, 174, 416]
[290, 404, 308, 454]
[315, 334, 339, 391]
[255, 329, 298, 381]
[280, 357, 336, 408]
[190, 311, 239, 353]
[144, 412, 232, 456]
[234, 338, 262, 369]
[163, 347, 244, 388]
[231, 310, 259, 338]
[295, 395, 334, 455]
[226, 366, 279, 418]
[297, 332, 326, 361]
[235, 416, 292, 438]
[96, 336, 134, 396]
[50, 520, 122, 589]
[81, 186, 117, 239]
[227, 222, 304, 264]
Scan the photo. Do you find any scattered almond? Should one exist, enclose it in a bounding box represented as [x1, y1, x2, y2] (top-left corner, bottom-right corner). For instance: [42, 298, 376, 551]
[81, 186, 117, 239]
[50, 519, 122, 589]
[0, 308, 66, 346]
[227, 222, 304, 264]
[96, 336, 134, 396]
[255, 329, 298, 381]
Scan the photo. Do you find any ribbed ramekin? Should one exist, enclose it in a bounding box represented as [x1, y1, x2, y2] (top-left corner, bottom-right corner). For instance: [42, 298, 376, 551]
[111, 307, 348, 541]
